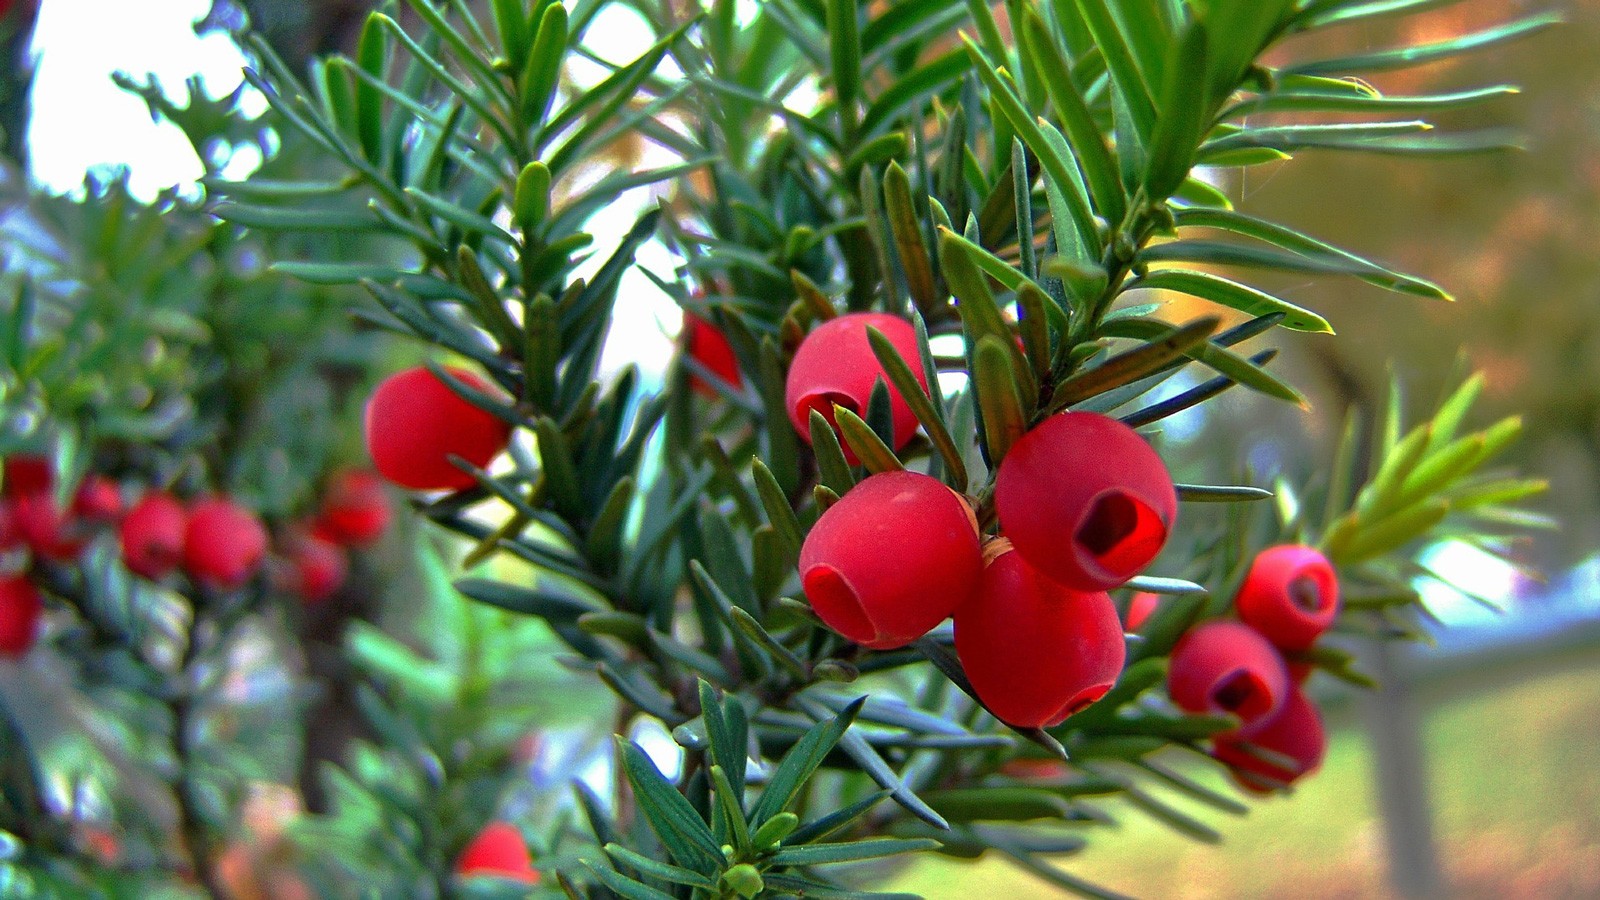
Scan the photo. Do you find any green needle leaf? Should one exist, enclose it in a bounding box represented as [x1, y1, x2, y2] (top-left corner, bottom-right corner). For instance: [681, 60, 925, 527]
[973, 335, 1028, 465]
[834, 404, 905, 474]
[865, 325, 967, 492]
[1050, 317, 1220, 410]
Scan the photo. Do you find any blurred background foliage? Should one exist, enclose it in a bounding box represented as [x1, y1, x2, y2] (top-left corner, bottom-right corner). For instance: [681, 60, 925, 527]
[0, 0, 1596, 898]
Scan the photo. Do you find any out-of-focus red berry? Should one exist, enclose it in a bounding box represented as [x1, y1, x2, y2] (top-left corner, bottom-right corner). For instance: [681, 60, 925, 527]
[184, 497, 268, 590]
[955, 544, 1126, 728]
[455, 822, 540, 884]
[284, 535, 348, 604]
[998, 758, 1071, 781]
[683, 313, 743, 396]
[1167, 621, 1290, 735]
[364, 367, 512, 491]
[0, 502, 19, 551]
[784, 313, 926, 464]
[10, 492, 86, 560]
[72, 475, 123, 523]
[2, 455, 53, 498]
[79, 825, 121, 865]
[120, 492, 188, 580]
[314, 469, 391, 547]
[1212, 687, 1327, 793]
[1287, 660, 1315, 685]
[799, 471, 980, 650]
[1125, 591, 1161, 631]
[0, 576, 42, 658]
[995, 411, 1177, 592]
[1234, 544, 1341, 652]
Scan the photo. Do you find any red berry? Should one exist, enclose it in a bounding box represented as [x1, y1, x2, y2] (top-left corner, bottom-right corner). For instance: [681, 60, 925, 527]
[11, 492, 86, 560]
[2, 455, 53, 498]
[120, 492, 188, 580]
[799, 471, 980, 650]
[315, 469, 391, 547]
[1125, 591, 1160, 631]
[72, 475, 124, 523]
[955, 545, 1125, 728]
[1234, 544, 1340, 652]
[684, 313, 743, 396]
[0, 502, 19, 551]
[0, 576, 42, 658]
[998, 758, 1071, 781]
[284, 535, 348, 604]
[1167, 621, 1290, 735]
[364, 367, 512, 491]
[995, 412, 1177, 592]
[455, 822, 539, 884]
[784, 313, 927, 464]
[183, 497, 268, 590]
[1212, 687, 1327, 793]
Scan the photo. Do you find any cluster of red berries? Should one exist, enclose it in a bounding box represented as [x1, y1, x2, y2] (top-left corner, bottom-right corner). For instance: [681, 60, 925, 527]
[787, 313, 1179, 728]
[0, 455, 392, 659]
[277, 469, 393, 603]
[1159, 545, 1340, 792]
[454, 821, 540, 885]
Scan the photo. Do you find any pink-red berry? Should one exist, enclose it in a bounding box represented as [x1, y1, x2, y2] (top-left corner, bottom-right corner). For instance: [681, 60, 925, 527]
[2, 455, 53, 498]
[1234, 544, 1340, 652]
[1125, 591, 1160, 631]
[0, 576, 42, 658]
[455, 822, 539, 884]
[995, 411, 1177, 592]
[71, 475, 123, 523]
[183, 497, 268, 590]
[283, 535, 348, 604]
[10, 492, 86, 561]
[365, 367, 512, 491]
[955, 544, 1125, 728]
[314, 469, 391, 547]
[784, 313, 926, 464]
[1167, 620, 1290, 735]
[0, 503, 17, 551]
[799, 471, 980, 650]
[684, 313, 743, 396]
[1212, 687, 1327, 793]
[120, 492, 188, 580]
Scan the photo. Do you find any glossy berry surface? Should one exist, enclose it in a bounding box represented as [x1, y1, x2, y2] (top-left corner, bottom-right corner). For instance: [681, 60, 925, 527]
[120, 492, 188, 580]
[784, 313, 926, 462]
[1167, 620, 1290, 735]
[455, 822, 539, 884]
[1235, 544, 1341, 652]
[995, 412, 1177, 591]
[184, 497, 268, 590]
[799, 471, 980, 650]
[683, 313, 743, 395]
[315, 469, 391, 547]
[0, 576, 41, 658]
[285, 535, 348, 604]
[1212, 687, 1327, 793]
[365, 367, 512, 491]
[955, 545, 1125, 728]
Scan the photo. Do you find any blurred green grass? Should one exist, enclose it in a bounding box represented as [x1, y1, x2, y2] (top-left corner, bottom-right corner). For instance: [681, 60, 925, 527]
[893, 647, 1600, 898]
